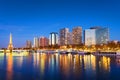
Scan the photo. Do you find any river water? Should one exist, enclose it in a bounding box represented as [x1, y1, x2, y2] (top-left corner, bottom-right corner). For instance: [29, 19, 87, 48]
[0, 53, 120, 80]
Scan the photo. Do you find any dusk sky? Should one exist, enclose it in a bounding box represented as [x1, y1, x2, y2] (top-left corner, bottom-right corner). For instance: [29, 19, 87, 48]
[0, 0, 120, 48]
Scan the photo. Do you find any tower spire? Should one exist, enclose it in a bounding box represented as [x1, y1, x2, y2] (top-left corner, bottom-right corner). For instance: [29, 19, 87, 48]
[8, 33, 13, 50]
[9, 33, 12, 44]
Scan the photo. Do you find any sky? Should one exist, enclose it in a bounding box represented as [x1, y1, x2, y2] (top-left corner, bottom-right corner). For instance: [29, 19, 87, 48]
[0, 0, 120, 48]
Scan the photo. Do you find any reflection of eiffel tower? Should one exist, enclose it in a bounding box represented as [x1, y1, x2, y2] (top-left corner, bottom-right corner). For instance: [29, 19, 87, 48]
[8, 33, 13, 50]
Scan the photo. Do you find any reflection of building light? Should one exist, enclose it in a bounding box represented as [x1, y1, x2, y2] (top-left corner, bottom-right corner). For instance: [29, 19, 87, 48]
[33, 53, 40, 67]
[51, 55, 54, 72]
[40, 54, 46, 75]
[6, 54, 13, 80]
[79, 55, 83, 64]
[55, 53, 59, 68]
[17, 56, 23, 68]
[83, 55, 96, 76]
[99, 56, 110, 72]
[68, 53, 71, 58]
[103, 56, 110, 71]
[91, 55, 96, 71]
[59, 54, 70, 76]
[37, 53, 39, 66]
[84, 55, 91, 70]
[33, 53, 37, 67]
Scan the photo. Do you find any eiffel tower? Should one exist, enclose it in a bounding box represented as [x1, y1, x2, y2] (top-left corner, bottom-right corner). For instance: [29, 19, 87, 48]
[8, 33, 13, 50]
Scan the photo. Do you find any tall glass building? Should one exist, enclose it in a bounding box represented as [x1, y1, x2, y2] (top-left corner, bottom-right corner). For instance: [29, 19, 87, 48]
[96, 28, 109, 45]
[84, 29, 96, 46]
[84, 27, 109, 46]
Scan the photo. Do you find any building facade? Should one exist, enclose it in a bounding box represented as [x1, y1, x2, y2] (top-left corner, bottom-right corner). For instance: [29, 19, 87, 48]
[34, 37, 39, 48]
[96, 28, 109, 45]
[84, 27, 109, 46]
[39, 37, 49, 48]
[84, 29, 96, 46]
[26, 40, 32, 48]
[59, 28, 71, 46]
[72, 27, 82, 45]
[49, 32, 58, 46]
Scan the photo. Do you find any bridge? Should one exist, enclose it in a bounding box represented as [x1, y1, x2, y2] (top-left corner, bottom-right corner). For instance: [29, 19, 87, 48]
[0, 49, 29, 53]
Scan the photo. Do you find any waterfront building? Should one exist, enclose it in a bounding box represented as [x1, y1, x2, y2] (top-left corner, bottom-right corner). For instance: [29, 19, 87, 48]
[108, 40, 118, 44]
[26, 40, 32, 48]
[49, 32, 58, 46]
[72, 27, 82, 45]
[84, 29, 96, 46]
[39, 37, 49, 48]
[68, 32, 73, 45]
[59, 28, 71, 46]
[84, 27, 109, 46]
[34, 37, 39, 48]
[96, 27, 109, 45]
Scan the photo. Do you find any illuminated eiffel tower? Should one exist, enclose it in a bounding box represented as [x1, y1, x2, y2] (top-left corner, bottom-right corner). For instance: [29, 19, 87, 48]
[8, 33, 13, 50]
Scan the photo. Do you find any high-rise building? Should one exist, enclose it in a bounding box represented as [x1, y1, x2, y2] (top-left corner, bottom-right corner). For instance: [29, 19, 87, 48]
[72, 27, 82, 45]
[96, 28, 109, 45]
[84, 29, 96, 46]
[26, 40, 32, 48]
[49, 32, 58, 46]
[39, 37, 49, 48]
[59, 28, 71, 46]
[68, 32, 73, 45]
[8, 33, 13, 50]
[34, 37, 39, 48]
[84, 27, 109, 46]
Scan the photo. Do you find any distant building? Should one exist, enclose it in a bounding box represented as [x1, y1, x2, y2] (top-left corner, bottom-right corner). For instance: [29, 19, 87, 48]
[39, 37, 49, 48]
[34, 37, 39, 48]
[68, 32, 73, 45]
[96, 28, 109, 45]
[72, 27, 82, 45]
[84, 27, 109, 46]
[108, 40, 118, 45]
[84, 29, 96, 46]
[26, 40, 32, 48]
[49, 32, 58, 46]
[59, 28, 71, 46]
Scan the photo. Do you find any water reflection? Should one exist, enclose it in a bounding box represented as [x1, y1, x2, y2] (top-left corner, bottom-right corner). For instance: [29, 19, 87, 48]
[32, 53, 113, 79]
[6, 53, 13, 80]
[16, 56, 23, 68]
[99, 56, 110, 72]
[0, 52, 119, 80]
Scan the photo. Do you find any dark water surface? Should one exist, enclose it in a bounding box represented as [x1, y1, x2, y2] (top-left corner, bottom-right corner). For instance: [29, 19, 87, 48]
[0, 53, 120, 80]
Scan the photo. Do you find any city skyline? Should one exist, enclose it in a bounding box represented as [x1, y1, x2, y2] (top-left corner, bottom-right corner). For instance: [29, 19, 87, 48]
[2, 26, 110, 48]
[0, 0, 120, 47]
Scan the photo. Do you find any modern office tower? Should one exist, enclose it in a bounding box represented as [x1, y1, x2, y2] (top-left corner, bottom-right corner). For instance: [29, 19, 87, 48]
[59, 28, 70, 46]
[39, 37, 49, 48]
[49, 32, 58, 46]
[84, 29, 96, 46]
[26, 40, 32, 48]
[95, 27, 109, 45]
[84, 27, 109, 46]
[8, 33, 13, 50]
[72, 27, 82, 45]
[34, 37, 39, 48]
